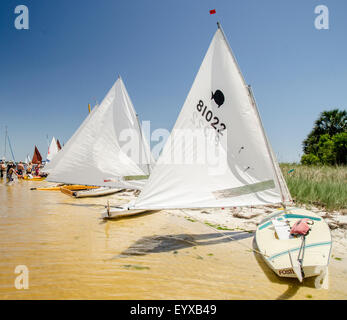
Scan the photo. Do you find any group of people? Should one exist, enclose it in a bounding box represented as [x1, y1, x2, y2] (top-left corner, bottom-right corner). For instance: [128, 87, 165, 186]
[0, 160, 44, 184]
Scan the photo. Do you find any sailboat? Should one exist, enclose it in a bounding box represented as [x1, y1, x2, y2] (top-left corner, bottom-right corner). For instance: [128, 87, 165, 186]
[31, 146, 42, 164]
[46, 136, 59, 162]
[101, 23, 331, 286]
[44, 76, 154, 197]
[56, 139, 62, 151]
[23, 146, 45, 181]
[2, 126, 16, 163]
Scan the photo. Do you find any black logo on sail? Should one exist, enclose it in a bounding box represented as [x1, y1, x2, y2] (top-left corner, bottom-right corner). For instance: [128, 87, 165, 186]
[211, 90, 225, 108]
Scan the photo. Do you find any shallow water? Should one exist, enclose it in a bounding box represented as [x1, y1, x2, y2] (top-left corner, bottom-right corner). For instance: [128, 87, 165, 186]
[0, 179, 346, 299]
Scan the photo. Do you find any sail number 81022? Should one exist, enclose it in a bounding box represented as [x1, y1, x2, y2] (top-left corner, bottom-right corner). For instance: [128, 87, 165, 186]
[196, 100, 226, 135]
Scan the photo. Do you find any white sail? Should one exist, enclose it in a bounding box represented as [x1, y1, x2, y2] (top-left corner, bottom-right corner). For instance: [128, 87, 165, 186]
[46, 137, 59, 162]
[131, 25, 291, 210]
[43, 106, 96, 174]
[46, 77, 153, 189]
[25, 155, 31, 164]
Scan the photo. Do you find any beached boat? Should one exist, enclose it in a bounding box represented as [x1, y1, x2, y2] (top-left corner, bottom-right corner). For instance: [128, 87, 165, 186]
[31, 184, 99, 191]
[44, 77, 153, 195]
[70, 187, 122, 198]
[102, 22, 291, 215]
[23, 176, 46, 181]
[256, 208, 331, 288]
[101, 207, 150, 220]
[101, 23, 331, 287]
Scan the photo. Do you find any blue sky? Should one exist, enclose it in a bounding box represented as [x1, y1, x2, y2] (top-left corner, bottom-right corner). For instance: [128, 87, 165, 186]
[0, 0, 346, 162]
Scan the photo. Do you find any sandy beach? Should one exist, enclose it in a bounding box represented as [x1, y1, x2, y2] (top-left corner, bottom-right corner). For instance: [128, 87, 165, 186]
[103, 185, 347, 299]
[113, 187, 347, 252]
[1, 180, 347, 300]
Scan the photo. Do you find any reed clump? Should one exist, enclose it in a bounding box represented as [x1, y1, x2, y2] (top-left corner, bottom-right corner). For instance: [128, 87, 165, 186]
[280, 164, 347, 211]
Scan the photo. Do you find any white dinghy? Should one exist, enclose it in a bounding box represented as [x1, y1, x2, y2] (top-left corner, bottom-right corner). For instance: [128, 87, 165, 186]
[256, 208, 331, 288]
[71, 187, 122, 198]
[101, 23, 332, 286]
[45, 76, 154, 196]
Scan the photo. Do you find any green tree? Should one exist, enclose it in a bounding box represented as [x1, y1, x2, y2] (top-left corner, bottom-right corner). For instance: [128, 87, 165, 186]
[303, 109, 347, 154]
[332, 132, 347, 165]
[302, 109, 347, 165]
[317, 134, 335, 165]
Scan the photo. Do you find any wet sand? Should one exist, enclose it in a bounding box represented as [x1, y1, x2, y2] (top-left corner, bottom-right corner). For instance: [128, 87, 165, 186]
[0, 179, 346, 299]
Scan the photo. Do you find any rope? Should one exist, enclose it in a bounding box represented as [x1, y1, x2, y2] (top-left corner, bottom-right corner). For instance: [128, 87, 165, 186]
[179, 209, 269, 258]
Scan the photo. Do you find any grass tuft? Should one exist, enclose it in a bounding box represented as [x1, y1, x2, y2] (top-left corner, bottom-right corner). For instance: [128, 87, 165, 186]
[280, 164, 347, 211]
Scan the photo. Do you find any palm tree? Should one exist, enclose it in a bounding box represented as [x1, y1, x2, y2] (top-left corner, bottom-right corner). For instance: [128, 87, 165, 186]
[313, 109, 347, 136]
[303, 109, 346, 154]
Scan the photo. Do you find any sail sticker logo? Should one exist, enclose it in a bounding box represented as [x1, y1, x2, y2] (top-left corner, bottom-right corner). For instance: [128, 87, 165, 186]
[211, 90, 225, 108]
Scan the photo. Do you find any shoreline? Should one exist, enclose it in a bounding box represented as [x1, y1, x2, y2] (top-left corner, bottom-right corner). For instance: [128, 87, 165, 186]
[113, 190, 347, 253]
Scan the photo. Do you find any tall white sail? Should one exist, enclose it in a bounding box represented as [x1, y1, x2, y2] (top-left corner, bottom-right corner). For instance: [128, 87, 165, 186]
[131, 25, 291, 210]
[46, 77, 153, 189]
[46, 137, 59, 162]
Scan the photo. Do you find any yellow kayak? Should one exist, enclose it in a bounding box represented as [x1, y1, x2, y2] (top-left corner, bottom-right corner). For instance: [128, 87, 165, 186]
[23, 176, 46, 181]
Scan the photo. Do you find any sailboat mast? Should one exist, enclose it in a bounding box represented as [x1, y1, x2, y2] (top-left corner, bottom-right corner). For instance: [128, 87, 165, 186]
[217, 22, 287, 205]
[4, 126, 7, 160]
[247, 86, 286, 204]
[7, 130, 16, 163]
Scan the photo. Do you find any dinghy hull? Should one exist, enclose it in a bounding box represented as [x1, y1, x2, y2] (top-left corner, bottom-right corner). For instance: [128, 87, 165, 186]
[23, 176, 46, 181]
[32, 185, 99, 191]
[255, 208, 332, 284]
[73, 187, 122, 198]
[101, 208, 150, 220]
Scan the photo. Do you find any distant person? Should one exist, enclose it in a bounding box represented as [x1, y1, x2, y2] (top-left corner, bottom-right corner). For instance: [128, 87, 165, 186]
[6, 163, 17, 184]
[17, 161, 24, 177]
[26, 162, 32, 175]
[0, 161, 6, 179]
[34, 164, 41, 176]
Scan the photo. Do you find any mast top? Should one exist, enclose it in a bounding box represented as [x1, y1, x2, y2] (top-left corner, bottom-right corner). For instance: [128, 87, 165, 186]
[217, 21, 221, 29]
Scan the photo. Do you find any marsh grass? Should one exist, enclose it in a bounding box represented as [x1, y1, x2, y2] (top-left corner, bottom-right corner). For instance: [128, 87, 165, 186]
[280, 164, 347, 211]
